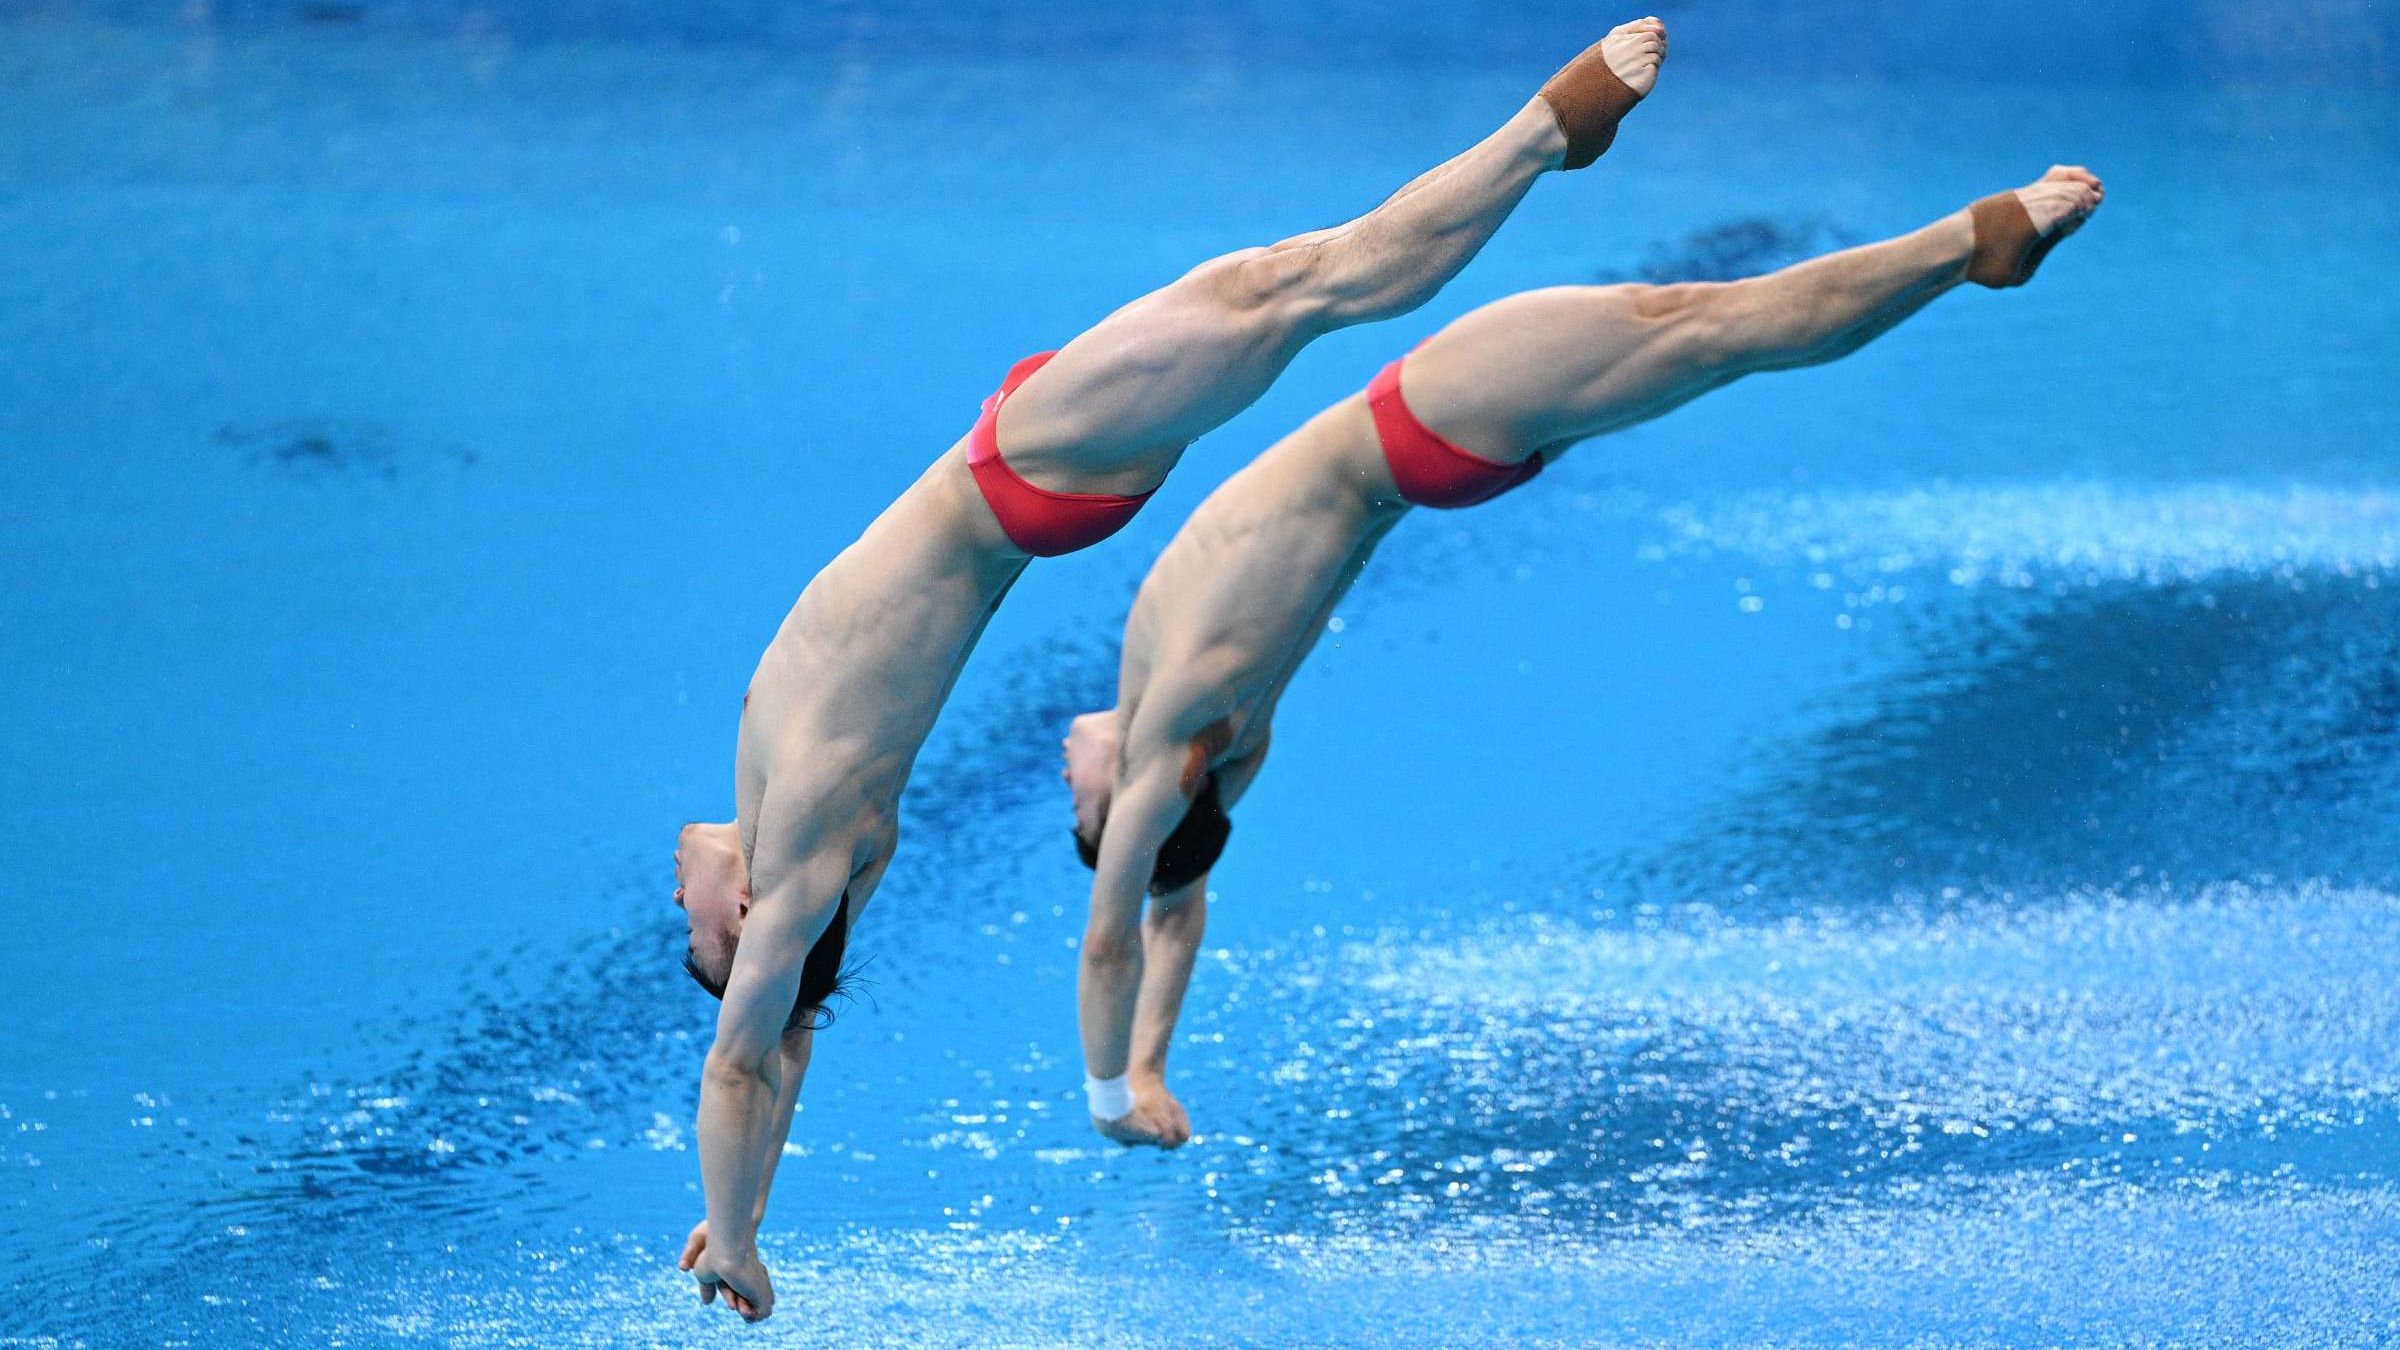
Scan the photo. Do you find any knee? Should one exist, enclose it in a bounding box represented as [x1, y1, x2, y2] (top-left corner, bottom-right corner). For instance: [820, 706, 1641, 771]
[1196, 242, 1327, 322]
[1617, 282, 1748, 373]
[1620, 281, 1720, 318]
[1233, 229, 1426, 329]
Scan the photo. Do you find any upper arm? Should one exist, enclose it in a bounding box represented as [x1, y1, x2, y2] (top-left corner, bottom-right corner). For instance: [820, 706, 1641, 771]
[710, 849, 849, 1076]
[1213, 731, 1273, 810]
[1085, 741, 1196, 935]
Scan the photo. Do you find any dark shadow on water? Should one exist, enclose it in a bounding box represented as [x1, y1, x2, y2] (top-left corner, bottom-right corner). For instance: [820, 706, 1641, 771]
[217, 417, 478, 483]
[1616, 573, 2400, 912]
[1596, 217, 1860, 286]
[898, 628, 1120, 883]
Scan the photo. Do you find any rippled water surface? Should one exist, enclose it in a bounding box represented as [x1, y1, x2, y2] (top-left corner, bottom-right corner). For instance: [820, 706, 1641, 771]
[3, 3, 2398, 1346]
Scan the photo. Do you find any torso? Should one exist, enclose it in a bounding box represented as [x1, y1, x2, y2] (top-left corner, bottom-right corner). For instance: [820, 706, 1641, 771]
[733, 319, 1262, 903]
[1116, 395, 1406, 768]
[735, 441, 1029, 905]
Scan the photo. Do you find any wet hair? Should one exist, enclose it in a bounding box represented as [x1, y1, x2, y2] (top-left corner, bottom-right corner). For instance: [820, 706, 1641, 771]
[682, 892, 855, 1031]
[1073, 776, 1232, 897]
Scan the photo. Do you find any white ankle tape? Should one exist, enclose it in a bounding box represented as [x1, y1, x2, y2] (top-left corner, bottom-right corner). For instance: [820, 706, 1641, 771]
[1084, 1073, 1134, 1121]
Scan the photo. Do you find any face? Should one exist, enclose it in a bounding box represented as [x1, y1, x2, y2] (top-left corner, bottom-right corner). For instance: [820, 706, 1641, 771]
[673, 820, 750, 992]
[1062, 710, 1120, 845]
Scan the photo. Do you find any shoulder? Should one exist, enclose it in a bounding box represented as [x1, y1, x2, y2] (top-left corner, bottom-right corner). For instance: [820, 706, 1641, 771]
[746, 772, 884, 892]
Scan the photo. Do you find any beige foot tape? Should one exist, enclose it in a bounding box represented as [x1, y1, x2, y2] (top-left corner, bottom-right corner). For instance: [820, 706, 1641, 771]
[1539, 44, 1645, 170]
[1966, 191, 2064, 289]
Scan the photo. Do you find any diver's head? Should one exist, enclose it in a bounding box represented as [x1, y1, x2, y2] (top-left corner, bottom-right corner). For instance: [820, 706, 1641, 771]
[674, 820, 749, 997]
[1062, 709, 1119, 845]
[675, 819, 854, 1029]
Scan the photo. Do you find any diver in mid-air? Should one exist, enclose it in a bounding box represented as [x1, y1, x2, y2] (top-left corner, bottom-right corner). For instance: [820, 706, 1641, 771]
[670, 18, 1671, 1321]
[1062, 165, 2103, 1148]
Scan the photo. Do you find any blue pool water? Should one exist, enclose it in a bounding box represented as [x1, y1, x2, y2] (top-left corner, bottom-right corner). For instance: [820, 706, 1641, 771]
[3, 2, 2398, 1345]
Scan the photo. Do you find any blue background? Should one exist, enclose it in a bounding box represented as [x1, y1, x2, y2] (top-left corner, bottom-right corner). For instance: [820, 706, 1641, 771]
[2, 1, 2397, 1344]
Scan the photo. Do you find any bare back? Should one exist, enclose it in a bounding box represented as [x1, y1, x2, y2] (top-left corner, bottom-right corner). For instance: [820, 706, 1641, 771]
[1114, 399, 1403, 768]
[736, 444, 1026, 898]
[1107, 285, 1733, 774]
[730, 93, 1582, 899]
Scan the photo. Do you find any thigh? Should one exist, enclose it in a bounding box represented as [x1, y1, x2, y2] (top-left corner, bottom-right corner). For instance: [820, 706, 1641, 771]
[995, 250, 1314, 480]
[1403, 284, 1734, 458]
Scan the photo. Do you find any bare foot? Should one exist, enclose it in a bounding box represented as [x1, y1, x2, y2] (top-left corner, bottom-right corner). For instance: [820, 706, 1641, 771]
[2016, 164, 2105, 239]
[1062, 711, 1118, 849]
[1535, 18, 1666, 170]
[1967, 164, 2104, 288]
[1601, 16, 1668, 98]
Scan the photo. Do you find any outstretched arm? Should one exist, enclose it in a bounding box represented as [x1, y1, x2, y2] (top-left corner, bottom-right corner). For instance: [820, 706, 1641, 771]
[749, 1029, 812, 1215]
[1122, 737, 1271, 1075]
[689, 840, 849, 1323]
[1103, 873, 1207, 1150]
[678, 1027, 811, 1279]
[1127, 881, 1206, 1088]
[1109, 736, 1269, 1147]
[1078, 751, 1191, 1095]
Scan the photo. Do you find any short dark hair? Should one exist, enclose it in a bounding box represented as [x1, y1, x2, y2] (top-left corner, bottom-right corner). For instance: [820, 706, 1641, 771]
[1071, 776, 1232, 897]
[682, 892, 854, 1031]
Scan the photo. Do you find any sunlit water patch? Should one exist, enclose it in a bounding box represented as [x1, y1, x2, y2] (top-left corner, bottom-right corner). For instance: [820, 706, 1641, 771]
[1639, 480, 2400, 588]
[1158, 884, 2400, 1255]
[1355, 478, 2400, 606]
[128, 1183, 2400, 1348]
[34, 885, 2400, 1348]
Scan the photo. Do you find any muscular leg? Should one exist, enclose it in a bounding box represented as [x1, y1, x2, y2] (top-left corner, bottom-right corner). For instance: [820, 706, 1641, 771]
[998, 20, 1670, 494]
[1401, 167, 2105, 460]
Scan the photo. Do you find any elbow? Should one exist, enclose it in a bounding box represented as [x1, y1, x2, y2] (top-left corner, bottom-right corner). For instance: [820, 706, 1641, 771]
[702, 1046, 771, 1092]
[1079, 925, 1141, 973]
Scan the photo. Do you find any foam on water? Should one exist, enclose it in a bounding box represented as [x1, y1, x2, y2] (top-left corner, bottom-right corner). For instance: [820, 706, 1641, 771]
[1152, 883, 2397, 1252]
[1340, 883, 2400, 1141]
